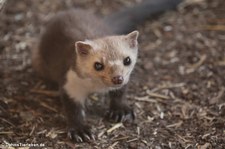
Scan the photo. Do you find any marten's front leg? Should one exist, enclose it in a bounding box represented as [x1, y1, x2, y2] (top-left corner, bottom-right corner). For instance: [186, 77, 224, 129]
[106, 86, 135, 122]
[61, 91, 94, 143]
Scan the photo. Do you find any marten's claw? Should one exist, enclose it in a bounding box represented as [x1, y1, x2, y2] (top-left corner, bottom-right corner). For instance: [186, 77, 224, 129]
[106, 106, 135, 123]
[73, 134, 83, 142]
[68, 124, 94, 143]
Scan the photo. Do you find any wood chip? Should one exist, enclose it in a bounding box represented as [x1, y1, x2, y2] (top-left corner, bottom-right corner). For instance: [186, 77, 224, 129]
[126, 138, 139, 143]
[46, 129, 65, 139]
[166, 121, 183, 128]
[113, 136, 129, 141]
[108, 141, 118, 149]
[40, 102, 58, 112]
[0, 131, 13, 134]
[30, 89, 59, 97]
[107, 123, 123, 134]
[147, 91, 170, 100]
[29, 125, 36, 136]
[150, 83, 185, 92]
[98, 129, 106, 138]
[134, 96, 157, 103]
[197, 143, 211, 149]
[203, 25, 225, 31]
[137, 127, 140, 136]
[141, 140, 148, 145]
[0, 117, 16, 127]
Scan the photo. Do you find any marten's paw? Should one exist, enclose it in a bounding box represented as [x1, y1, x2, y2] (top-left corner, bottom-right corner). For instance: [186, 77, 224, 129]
[106, 104, 135, 123]
[68, 124, 95, 143]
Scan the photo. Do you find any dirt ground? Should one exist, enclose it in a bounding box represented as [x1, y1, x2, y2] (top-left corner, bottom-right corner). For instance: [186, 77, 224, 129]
[0, 0, 225, 148]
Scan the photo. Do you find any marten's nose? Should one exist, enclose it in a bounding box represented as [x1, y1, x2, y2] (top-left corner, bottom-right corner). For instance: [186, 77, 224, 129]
[112, 76, 124, 85]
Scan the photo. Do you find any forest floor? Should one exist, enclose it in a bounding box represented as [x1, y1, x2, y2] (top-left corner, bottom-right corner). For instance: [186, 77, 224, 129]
[0, 0, 225, 148]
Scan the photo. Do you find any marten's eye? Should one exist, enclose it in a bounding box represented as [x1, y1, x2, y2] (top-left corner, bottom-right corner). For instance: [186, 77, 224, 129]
[94, 62, 104, 71]
[123, 57, 131, 66]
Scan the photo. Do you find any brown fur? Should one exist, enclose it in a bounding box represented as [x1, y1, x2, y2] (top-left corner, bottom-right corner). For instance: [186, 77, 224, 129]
[32, 11, 139, 142]
[32, 9, 112, 83]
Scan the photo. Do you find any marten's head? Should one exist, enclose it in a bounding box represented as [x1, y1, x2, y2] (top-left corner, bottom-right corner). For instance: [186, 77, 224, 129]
[75, 31, 139, 90]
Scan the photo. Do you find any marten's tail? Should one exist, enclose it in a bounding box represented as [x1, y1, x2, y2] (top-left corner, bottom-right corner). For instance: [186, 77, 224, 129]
[104, 0, 183, 34]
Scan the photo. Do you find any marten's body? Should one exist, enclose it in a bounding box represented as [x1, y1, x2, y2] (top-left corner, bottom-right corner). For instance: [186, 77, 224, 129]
[33, 9, 139, 142]
[32, 0, 182, 143]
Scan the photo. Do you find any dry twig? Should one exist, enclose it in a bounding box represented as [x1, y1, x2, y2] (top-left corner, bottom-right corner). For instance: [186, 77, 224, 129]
[30, 89, 59, 97]
[107, 123, 123, 134]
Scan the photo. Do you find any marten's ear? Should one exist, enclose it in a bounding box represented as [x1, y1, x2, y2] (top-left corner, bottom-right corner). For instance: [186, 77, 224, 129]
[75, 41, 92, 56]
[125, 30, 139, 49]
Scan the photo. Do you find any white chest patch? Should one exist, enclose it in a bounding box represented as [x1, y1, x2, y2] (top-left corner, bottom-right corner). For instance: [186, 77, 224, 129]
[63, 69, 107, 103]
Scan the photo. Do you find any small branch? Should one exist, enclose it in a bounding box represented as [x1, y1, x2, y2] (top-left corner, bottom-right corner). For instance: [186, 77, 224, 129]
[30, 89, 59, 97]
[146, 90, 170, 100]
[202, 25, 225, 31]
[107, 123, 123, 134]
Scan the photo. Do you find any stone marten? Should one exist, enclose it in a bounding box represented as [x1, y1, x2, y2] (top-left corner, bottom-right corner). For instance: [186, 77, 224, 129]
[32, 0, 182, 143]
